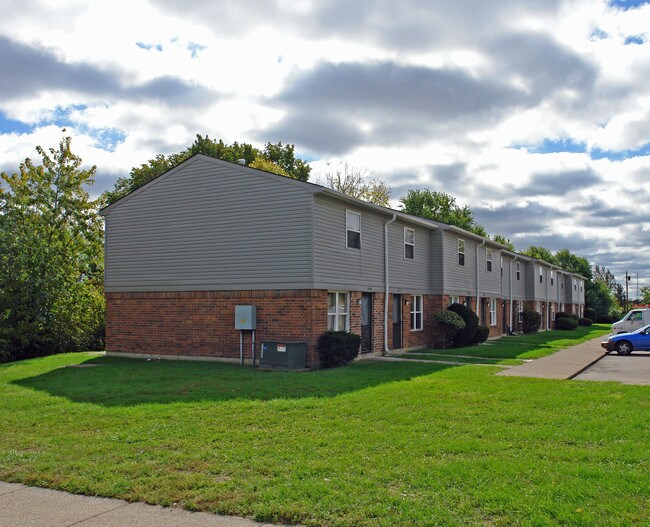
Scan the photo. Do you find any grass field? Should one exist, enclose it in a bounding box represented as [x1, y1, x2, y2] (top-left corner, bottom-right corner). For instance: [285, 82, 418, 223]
[1, 329, 648, 526]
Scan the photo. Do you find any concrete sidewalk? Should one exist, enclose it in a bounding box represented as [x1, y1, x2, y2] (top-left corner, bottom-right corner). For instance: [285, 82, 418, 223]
[497, 335, 607, 380]
[0, 482, 291, 527]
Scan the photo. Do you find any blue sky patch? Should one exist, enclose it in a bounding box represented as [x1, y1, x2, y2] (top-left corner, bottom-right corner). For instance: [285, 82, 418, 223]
[590, 143, 650, 161]
[624, 35, 645, 45]
[515, 138, 587, 155]
[187, 42, 207, 58]
[0, 112, 33, 134]
[136, 41, 163, 52]
[590, 28, 609, 40]
[609, 0, 650, 9]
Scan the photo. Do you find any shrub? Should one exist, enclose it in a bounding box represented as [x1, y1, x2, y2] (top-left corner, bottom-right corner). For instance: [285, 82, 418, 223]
[521, 309, 541, 334]
[584, 308, 597, 322]
[578, 317, 593, 326]
[555, 311, 578, 321]
[556, 317, 578, 330]
[448, 303, 479, 347]
[472, 325, 490, 344]
[597, 314, 613, 324]
[434, 310, 465, 349]
[317, 331, 361, 368]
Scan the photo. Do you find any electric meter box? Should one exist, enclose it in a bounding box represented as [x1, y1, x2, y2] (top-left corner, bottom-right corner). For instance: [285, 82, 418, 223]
[235, 305, 256, 330]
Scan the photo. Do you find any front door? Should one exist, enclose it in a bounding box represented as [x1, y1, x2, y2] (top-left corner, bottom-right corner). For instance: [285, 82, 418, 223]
[502, 299, 508, 334]
[392, 294, 402, 349]
[361, 293, 373, 353]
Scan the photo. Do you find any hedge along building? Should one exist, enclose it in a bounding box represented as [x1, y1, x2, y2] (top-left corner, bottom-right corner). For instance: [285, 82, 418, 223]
[101, 154, 586, 367]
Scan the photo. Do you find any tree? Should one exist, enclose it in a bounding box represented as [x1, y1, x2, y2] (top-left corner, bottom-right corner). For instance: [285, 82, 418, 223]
[103, 135, 311, 205]
[491, 234, 515, 251]
[324, 164, 391, 206]
[399, 189, 487, 236]
[0, 137, 104, 362]
[641, 286, 650, 304]
[523, 245, 557, 265]
[555, 248, 592, 280]
[593, 264, 617, 289]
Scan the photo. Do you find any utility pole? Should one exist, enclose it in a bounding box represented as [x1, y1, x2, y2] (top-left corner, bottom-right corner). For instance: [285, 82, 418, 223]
[625, 271, 630, 312]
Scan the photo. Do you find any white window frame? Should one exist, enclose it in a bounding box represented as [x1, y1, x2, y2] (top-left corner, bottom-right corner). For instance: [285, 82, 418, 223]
[550, 270, 554, 286]
[551, 304, 555, 321]
[346, 211, 361, 250]
[404, 227, 415, 260]
[516, 262, 521, 280]
[410, 295, 423, 331]
[489, 298, 497, 326]
[539, 267, 543, 284]
[449, 296, 460, 306]
[500, 256, 503, 277]
[327, 292, 350, 331]
[518, 301, 524, 322]
[458, 239, 465, 266]
[486, 249, 492, 272]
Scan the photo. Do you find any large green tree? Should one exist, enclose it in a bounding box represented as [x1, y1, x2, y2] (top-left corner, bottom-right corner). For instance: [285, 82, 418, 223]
[104, 135, 311, 205]
[0, 137, 104, 362]
[523, 245, 558, 265]
[491, 234, 515, 251]
[555, 248, 592, 280]
[399, 189, 487, 236]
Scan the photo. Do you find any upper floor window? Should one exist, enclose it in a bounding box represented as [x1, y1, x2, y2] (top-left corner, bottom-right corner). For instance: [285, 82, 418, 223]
[486, 249, 492, 272]
[574, 280, 577, 291]
[410, 295, 423, 331]
[346, 211, 361, 249]
[550, 271, 554, 286]
[404, 228, 415, 260]
[539, 267, 543, 284]
[458, 239, 465, 266]
[500, 256, 503, 277]
[327, 292, 349, 331]
[516, 262, 521, 280]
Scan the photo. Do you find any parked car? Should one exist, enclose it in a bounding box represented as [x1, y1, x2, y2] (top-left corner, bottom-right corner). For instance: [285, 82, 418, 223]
[601, 324, 650, 355]
[611, 308, 650, 334]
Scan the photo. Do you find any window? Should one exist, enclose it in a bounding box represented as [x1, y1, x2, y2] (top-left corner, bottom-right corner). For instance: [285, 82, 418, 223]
[550, 271, 554, 286]
[518, 301, 524, 322]
[458, 239, 465, 266]
[327, 292, 349, 331]
[449, 296, 460, 306]
[561, 278, 564, 290]
[551, 304, 555, 321]
[539, 267, 543, 284]
[516, 262, 521, 280]
[404, 228, 415, 260]
[574, 280, 577, 291]
[346, 211, 361, 249]
[410, 295, 423, 331]
[486, 249, 492, 272]
[489, 298, 497, 326]
[500, 256, 503, 277]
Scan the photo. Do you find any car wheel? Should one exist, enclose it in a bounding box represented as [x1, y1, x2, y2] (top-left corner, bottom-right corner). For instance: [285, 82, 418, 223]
[616, 341, 632, 355]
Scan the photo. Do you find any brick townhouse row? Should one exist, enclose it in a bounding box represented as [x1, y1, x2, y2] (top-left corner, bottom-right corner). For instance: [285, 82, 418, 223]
[101, 154, 586, 367]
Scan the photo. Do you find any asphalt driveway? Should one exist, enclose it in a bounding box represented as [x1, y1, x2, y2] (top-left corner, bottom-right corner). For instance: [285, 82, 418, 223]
[573, 352, 650, 385]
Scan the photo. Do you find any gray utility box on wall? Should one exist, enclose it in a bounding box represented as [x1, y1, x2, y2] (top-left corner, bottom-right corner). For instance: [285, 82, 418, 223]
[259, 341, 307, 370]
[235, 305, 256, 330]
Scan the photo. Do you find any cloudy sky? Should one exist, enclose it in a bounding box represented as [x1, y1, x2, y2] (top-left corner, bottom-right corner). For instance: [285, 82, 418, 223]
[1, 0, 649, 291]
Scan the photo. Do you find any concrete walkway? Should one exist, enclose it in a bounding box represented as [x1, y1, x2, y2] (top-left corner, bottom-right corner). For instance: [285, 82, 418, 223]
[497, 335, 607, 380]
[0, 482, 291, 527]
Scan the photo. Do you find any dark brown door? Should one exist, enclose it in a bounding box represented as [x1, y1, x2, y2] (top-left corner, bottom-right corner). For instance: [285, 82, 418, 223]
[361, 293, 372, 353]
[392, 294, 402, 349]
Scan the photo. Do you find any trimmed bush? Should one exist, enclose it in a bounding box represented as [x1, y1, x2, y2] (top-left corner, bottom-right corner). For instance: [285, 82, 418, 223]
[317, 331, 361, 368]
[448, 303, 479, 348]
[556, 317, 578, 330]
[597, 314, 614, 324]
[472, 325, 490, 344]
[585, 308, 597, 323]
[555, 311, 578, 321]
[434, 310, 465, 349]
[521, 309, 541, 334]
[578, 317, 593, 326]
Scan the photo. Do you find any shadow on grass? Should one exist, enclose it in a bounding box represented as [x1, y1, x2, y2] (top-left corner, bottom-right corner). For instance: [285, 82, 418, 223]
[12, 355, 454, 407]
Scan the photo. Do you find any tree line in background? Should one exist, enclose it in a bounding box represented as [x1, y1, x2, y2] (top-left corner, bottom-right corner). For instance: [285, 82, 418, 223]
[0, 135, 632, 362]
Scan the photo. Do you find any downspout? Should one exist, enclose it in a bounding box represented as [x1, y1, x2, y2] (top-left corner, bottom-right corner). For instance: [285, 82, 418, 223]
[545, 267, 550, 331]
[476, 239, 486, 322]
[383, 214, 397, 354]
[510, 255, 518, 333]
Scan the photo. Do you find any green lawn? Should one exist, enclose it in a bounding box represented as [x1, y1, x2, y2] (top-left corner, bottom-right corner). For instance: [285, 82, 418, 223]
[1, 333, 648, 526]
[400, 324, 612, 362]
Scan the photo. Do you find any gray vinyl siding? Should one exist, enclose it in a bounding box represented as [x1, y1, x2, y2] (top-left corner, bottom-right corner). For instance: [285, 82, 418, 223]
[511, 259, 527, 299]
[441, 231, 477, 297]
[388, 221, 431, 292]
[103, 156, 315, 291]
[430, 231, 444, 294]
[479, 247, 501, 297]
[312, 195, 386, 291]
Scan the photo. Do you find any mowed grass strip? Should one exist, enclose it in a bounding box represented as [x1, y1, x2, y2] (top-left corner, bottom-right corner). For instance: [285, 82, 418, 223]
[415, 324, 612, 360]
[0, 343, 647, 527]
[391, 352, 524, 366]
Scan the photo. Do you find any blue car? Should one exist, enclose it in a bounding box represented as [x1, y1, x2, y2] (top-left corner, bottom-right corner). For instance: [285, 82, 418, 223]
[601, 324, 650, 355]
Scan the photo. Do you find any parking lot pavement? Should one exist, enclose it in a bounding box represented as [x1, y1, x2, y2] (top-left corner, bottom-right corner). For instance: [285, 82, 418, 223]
[573, 353, 650, 385]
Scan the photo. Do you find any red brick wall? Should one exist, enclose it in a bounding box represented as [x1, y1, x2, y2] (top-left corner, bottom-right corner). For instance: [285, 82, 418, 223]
[106, 290, 328, 366]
